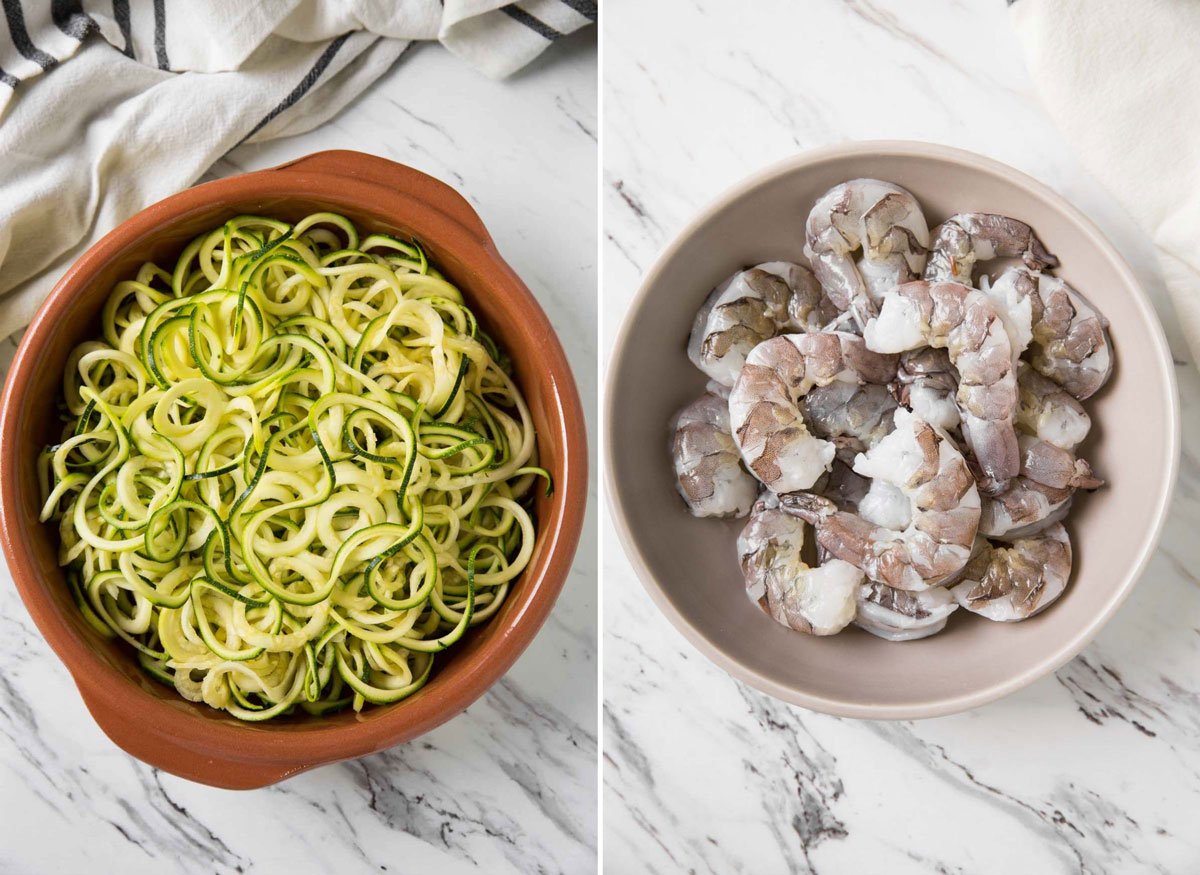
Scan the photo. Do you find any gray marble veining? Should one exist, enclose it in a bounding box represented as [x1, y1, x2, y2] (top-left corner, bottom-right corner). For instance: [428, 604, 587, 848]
[602, 1, 1200, 872]
[0, 34, 597, 875]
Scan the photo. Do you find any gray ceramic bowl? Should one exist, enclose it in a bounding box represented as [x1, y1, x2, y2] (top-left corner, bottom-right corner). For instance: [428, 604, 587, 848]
[605, 141, 1180, 718]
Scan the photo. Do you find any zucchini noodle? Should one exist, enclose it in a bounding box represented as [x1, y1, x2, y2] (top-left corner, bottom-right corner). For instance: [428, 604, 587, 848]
[40, 213, 550, 720]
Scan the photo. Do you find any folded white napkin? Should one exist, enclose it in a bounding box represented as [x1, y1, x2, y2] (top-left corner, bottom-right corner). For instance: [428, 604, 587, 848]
[1011, 0, 1200, 363]
[0, 0, 595, 339]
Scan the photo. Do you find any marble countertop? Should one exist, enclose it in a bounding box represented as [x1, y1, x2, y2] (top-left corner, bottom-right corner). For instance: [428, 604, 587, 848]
[0, 33, 597, 875]
[602, 1, 1200, 872]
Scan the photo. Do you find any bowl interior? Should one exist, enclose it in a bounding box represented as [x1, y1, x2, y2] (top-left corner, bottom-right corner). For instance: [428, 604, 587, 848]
[607, 146, 1177, 716]
[11, 193, 570, 735]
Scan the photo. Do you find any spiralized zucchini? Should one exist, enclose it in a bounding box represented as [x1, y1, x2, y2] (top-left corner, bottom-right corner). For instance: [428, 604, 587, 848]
[40, 213, 549, 720]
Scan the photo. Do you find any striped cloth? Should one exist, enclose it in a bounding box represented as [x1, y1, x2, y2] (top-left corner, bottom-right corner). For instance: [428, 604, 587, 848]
[0, 0, 596, 338]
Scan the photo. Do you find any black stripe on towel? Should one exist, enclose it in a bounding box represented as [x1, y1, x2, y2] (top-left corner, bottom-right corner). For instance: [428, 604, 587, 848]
[152, 0, 169, 69]
[0, 64, 18, 87]
[51, 0, 96, 40]
[502, 5, 562, 40]
[558, 0, 598, 21]
[1, 0, 60, 70]
[241, 33, 350, 143]
[111, 0, 133, 58]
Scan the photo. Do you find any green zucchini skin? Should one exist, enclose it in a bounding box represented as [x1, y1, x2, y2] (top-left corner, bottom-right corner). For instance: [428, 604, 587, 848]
[41, 213, 548, 720]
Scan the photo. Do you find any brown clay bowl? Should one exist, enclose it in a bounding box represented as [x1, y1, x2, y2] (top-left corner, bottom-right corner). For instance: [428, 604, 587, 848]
[606, 141, 1179, 718]
[0, 151, 587, 788]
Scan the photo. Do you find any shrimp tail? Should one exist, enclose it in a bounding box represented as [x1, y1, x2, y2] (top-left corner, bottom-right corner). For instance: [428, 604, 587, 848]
[778, 491, 883, 580]
[777, 491, 837, 524]
[1025, 232, 1060, 273]
[961, 418, 1020, 495]
[1070, 458, 1105, 491]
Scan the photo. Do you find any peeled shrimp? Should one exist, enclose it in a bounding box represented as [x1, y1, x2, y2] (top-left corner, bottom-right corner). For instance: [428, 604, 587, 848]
[671, 391, 758, 518]
[738, 496, 860, 635]
[780, 408, 981, 591]
[893, 347, 960, 432]
[804, 179, 930, 327]
[924, 213, 1059, 286]
[951, 524, 1072, 621]
[688, 262, 836, 386]
[863, 280, 1019, 492]
[728, 332, 898, 493]
[855, 582, 959, 642]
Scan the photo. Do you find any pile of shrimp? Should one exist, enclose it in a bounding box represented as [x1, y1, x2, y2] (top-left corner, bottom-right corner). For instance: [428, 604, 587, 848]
[671, 179, 1112, 641]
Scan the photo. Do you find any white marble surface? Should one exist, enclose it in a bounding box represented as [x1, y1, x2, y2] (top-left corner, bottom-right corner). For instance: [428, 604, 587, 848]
[0, 33, 597, 875]
[602, 1, 1200, 872]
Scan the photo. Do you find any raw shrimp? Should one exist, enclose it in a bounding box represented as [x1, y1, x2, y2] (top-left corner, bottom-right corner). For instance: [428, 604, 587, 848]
[863, 280, 1020, 492]
[688, 262, 837, 386]
[893, 347, 961, 432]
[803, 380, 897, 455]
[983, 267, 1112, 400]
[728, 332, 898, 493]
[738, 496, 860, 635]
[951, 524, 1072, 621]
[924, 213, 1059, 286]
[981, 366, 1102, 537]
[780, 408, 981, 591]
[1029, 274, 1113, 400]
[804, 179, 930, 327]
[855, 582, 959, 642]
[671, 391, 758, 518]
[980, 435, 1101, 536]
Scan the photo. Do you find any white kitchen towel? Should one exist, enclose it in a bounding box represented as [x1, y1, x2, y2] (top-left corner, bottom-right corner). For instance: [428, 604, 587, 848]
[0, 0, 596, 340]
[1011, 0, 1200, 363]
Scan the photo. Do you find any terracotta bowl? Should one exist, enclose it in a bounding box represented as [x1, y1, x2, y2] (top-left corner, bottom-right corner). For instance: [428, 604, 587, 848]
[0, 151, 587, 787]
[606, 141, 1179, 719]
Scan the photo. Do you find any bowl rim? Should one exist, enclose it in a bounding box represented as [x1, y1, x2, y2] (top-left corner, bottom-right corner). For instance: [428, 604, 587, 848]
[603, 139, 1181, 719]
[0, 151, 588, 771]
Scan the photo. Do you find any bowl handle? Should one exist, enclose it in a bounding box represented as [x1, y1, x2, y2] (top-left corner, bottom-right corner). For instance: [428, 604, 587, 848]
[76, 686, 311, 790]
[269, 150, 492, 244]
